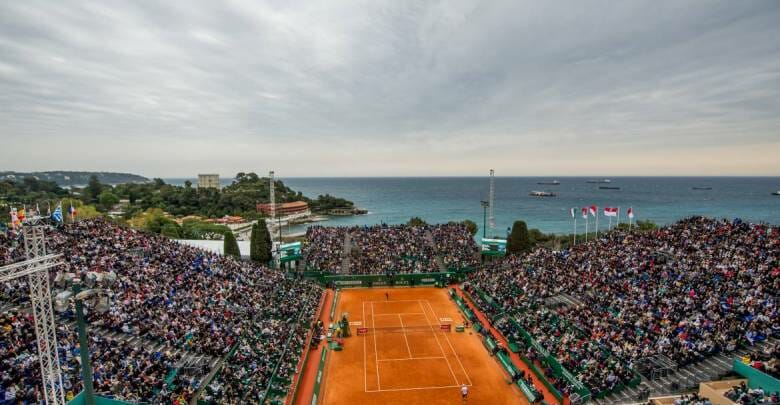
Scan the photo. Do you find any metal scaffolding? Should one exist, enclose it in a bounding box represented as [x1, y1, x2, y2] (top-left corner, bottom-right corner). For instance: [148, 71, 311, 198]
[269, 170, 276, 222]
[0, 219, 65, 405]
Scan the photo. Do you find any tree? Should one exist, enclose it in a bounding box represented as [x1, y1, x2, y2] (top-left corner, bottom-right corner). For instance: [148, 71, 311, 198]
[506, 220, 532, 255]
[250, 223, 261, 262]
[408, 216, 427, 227]
[462, 219, 478, 236]
[223, 231, 240, 258]
[98, 190, 120, 209]
[257, 219, 273, 263]
[84, 175, 103, 202]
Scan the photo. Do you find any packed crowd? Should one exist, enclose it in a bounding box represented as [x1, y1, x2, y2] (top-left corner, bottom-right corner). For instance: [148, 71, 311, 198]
[303, 223, 477, 274]
[1, 218, 322, 404]
[202, 286, 319, 404]
[1, 310, 186, 404]
[466, 217, 780, 397]
[431, 223, 479, 270]
[349, 224, 437, 274]
[744, 342, 780, 379]
[303, 226, 347, 273]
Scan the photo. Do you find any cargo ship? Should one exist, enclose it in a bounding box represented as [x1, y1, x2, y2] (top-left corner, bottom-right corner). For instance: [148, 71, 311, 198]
[586, 179, 611, 184]
[537, 180, 560, 185]
[529, 190, 556, 197]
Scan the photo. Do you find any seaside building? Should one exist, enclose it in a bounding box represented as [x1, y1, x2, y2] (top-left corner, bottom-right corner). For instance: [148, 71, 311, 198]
[257, 201, 310, 217]
[197, 174, 220, 189]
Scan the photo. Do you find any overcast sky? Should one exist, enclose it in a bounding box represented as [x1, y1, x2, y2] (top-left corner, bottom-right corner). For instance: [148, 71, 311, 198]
[1, 1, 779, 178]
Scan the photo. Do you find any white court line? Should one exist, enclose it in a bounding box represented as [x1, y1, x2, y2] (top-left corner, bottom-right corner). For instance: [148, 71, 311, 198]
[368, 299, 428, 303]
[398, 313, 413, 358]
[373, 312, 426, 316]
[363, 300, 367, 392]
[378, 356, 446, 361]
[366, 384, 471, 393]
[371, 302, 381, 390]
[417, 299, 460, 386]
[425, 299, 473, 386]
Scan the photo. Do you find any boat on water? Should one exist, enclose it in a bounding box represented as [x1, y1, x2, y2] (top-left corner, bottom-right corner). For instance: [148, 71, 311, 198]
[772, 191, 780, 196]
[599, 186, 621, 190]
[529, 190, 556, 197]
[537, 180, 560, 185]
[692, 187, 713, 190]
[586, 179, 611, 184]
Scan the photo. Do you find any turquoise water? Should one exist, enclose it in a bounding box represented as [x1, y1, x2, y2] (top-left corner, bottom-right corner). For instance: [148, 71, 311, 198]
[165, 177, 779, 235]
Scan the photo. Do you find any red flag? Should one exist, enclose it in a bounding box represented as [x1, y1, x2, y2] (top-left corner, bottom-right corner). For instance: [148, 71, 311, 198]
[581, 207, 588, 219]
[604, 207, 618, 217]
[589, 205, 597, 217]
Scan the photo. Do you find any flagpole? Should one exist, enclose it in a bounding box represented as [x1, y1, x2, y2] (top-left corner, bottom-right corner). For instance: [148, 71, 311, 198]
[585, 215, 589, 242]
[608, 215, 612, 230]
[617, 206, 621, 228]
[573, 216, 577, 247]
[595, 209, 599, 238]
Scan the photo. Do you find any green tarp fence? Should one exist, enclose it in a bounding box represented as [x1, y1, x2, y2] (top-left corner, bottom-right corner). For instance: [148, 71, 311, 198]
[299, 269, 474, 287]
[508, 318, 590, 402]
[450, 293, 475, 321]
[450, 289, 540, 404]
[483, 335, 498, 353]
[261, 295, 316, 403]
[321, 272, 458, 288]
[733, 359, 780, 391]
[310, 347, 328, 405]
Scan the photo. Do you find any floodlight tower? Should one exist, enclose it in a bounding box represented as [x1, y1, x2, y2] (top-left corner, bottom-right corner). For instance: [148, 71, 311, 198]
[269, 170, 276, 222]
[0, 217, 65, 405]
[488, 169, 496, 231]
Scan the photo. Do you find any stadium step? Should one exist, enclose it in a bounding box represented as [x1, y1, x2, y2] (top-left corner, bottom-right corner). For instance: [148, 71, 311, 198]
[424, 230, 447, 272]
[596, 337, 777, 404]
[341, 232, 351, 274]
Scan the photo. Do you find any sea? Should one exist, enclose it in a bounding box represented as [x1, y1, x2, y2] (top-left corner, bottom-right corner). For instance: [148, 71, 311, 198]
[164, 177, 779, 236]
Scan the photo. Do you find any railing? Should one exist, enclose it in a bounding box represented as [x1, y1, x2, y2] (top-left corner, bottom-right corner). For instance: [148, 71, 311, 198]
[733, 359, 780, 391]
[288, 290, 328, 404]
[450, 289, 542, 404]
[195, 343, 240, 405]
[260, 295, 317, 403]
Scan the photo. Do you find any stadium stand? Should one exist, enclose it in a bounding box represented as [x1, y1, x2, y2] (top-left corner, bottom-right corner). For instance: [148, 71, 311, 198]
[464, 217, 779, 403]
[302, 223, 479, 274]
[1, 219, 322, 404]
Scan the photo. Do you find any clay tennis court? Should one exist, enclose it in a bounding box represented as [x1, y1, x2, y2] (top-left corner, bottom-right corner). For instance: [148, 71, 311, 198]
[320, 287, 527, 404]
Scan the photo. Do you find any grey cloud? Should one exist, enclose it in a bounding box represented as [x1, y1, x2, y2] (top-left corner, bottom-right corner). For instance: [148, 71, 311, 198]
[0, 0, 778, 176]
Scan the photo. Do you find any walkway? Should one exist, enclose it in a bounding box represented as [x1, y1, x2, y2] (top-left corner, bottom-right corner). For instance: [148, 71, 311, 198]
[424, 230, 447, 272]
[341, 232, 351, 274]
[289, 288, 335, 405]
[453, 285, 566, 405]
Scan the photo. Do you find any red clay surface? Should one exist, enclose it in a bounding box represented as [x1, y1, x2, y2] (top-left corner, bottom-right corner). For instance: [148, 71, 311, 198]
[454, 285, 565, 405]
[290, 289, 333, 405]
[319, 287, 527, 405]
